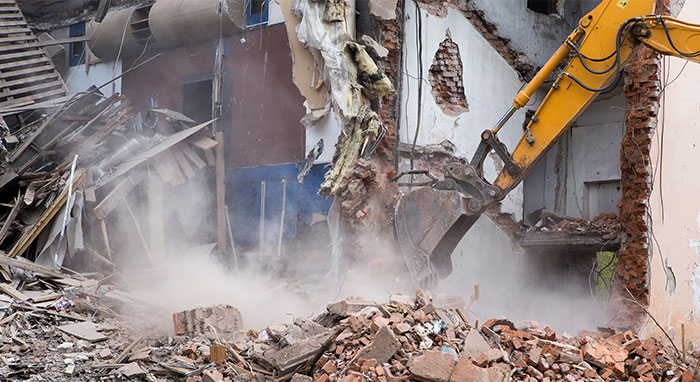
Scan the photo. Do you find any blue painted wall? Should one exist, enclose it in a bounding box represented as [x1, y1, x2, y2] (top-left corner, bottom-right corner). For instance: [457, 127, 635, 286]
[225, 162, 333, 247]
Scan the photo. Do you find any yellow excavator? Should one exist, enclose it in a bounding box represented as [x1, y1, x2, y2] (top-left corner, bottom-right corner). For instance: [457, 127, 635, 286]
[394, 0, 700, 286]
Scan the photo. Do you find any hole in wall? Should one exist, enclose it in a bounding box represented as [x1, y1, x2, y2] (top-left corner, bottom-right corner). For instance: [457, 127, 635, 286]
[428, 35, 469, 117]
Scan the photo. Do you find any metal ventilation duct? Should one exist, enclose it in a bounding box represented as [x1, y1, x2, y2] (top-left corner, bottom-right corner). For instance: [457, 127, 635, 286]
[88, 0, 245, 62]
[149, 0, 245, 47]
[87, 4, 154, 62]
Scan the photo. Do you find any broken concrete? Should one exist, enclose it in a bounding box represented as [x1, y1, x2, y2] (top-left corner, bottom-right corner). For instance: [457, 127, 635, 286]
[353, 324, 400, 363]
[172, 304, 243, 339]
[327, 297, 376, 316]
[408, 349, 456, 382]
[263, 331, 333, 375]
[281, 318, 331, 346]
[461, 329, 492, 360]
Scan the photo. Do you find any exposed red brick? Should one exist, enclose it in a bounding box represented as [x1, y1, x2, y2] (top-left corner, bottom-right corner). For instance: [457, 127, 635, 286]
[609, 45, 660, 329]
[414, 0, 535, 80]
[428, 36, 468, 116]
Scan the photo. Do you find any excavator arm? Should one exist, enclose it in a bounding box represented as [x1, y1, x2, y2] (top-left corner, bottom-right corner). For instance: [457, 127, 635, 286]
[395, 0, 700, 285]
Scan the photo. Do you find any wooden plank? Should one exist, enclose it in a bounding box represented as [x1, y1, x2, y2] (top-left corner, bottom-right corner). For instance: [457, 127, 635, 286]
[179, 143, 206, 169]
[189, 134, 218, 151]
[0, 73, 59, 92]
[35, 36, 89, 48]
[203, 148, 216, 166]
[0, 27, 31, 35]
[0, 21, 26, 27]
[0, 34, 36, 44]
[153, 149, 186, 185]
[0, 283, 29, 301]
[171, 146, 196, 179]
[0, 49, 48, 63]
[0, 14, 24, 20]
[0, 193, 20, 245]
[109, 119, 215, 181]
[0, 87, 64, 109]
[0, 79, 62, 98]
[123, 198, 152, 259]
[0, 64, 53, 79]
[147, 176, 165, 262]
[8, 109, 59, 162]
[216, 131, 226, 253]
[84, 168, 96, 203]
[0, 255, 65, 278]
[99, 219, 112, 261]
[7, 170, 85, 258]
[151, 155, 176, 184]
[93, 171, 146, 220]
[0, 56, 48, 70]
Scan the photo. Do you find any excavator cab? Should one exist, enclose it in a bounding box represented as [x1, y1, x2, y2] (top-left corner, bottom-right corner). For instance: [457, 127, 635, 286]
[393, 0, 700, 285]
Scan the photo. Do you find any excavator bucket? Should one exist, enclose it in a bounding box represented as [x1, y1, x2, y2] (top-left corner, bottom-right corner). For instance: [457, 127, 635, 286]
[394, 187, 481, 284]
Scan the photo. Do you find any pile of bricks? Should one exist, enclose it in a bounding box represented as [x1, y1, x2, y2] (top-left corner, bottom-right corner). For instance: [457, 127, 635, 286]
[429, 36, 469, 116]
[163, 291, 695, 382]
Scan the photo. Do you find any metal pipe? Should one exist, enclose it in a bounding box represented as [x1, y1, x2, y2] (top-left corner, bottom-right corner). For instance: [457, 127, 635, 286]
[259, 180, 266, 248]
[492, 105, 517, 134]
[512, 28, 585, 109]
[277, 179, 287, 257]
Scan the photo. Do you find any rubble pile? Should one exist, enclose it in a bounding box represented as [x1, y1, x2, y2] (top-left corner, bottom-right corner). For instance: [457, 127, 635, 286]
[529, 210, 621, 236]
[3, 272, 693, 381]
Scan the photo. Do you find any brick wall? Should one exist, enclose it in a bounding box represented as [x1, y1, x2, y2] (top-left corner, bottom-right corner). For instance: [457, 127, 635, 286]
[610, 45, 661, 329]
[429, 36, 468, 116]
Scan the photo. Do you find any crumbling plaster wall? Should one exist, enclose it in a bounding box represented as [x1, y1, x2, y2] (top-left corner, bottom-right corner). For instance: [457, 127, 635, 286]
[641, 0, 700, 344]
[467, 0, 599, 70]
[400, 0, 526, 218]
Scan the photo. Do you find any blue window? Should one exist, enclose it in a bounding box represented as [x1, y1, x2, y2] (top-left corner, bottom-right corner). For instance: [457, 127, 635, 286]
[246, 0, 269, 28]
[69, 22, 86, 67]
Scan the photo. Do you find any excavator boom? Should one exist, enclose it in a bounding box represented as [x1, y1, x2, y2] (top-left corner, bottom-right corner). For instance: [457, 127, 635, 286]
[395, 0, 700, 285]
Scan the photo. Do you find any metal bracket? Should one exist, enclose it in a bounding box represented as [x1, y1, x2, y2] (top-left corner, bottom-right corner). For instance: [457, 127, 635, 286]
[470, 130, 521, 176]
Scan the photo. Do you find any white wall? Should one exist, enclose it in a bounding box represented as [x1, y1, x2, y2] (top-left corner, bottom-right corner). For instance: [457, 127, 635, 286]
[65, 60, 122, 96]
[642, 0, 700, 344]
[400, 1, 526, 218]
[469, 0, 599, 69]
[50, 25, 122, 95]
[268, 0, 286, 25]
[305, 107, 342, 163]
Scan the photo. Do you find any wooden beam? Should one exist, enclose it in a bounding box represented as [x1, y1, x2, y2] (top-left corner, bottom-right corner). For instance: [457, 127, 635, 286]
[93, 171, 146, 220]
[108, 119, 215, 183]
[147, 175, 165, 262]
[216, 131, 227, 253]
[123, 197, 152, 259]
[179, 143, 206, 169]
[0, 192, 20, 245]
[171, 146, 196, 179]
[0, 253, 65, 278]
[34, 36, 90, 48]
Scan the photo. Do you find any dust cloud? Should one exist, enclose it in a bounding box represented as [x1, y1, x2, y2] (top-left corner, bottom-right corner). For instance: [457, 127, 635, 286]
[113, 170, 606, 336]
[437, 215, 607, 335]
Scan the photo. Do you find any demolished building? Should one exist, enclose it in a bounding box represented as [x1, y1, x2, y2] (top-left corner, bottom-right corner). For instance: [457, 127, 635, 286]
[1, 0, 700, 379]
